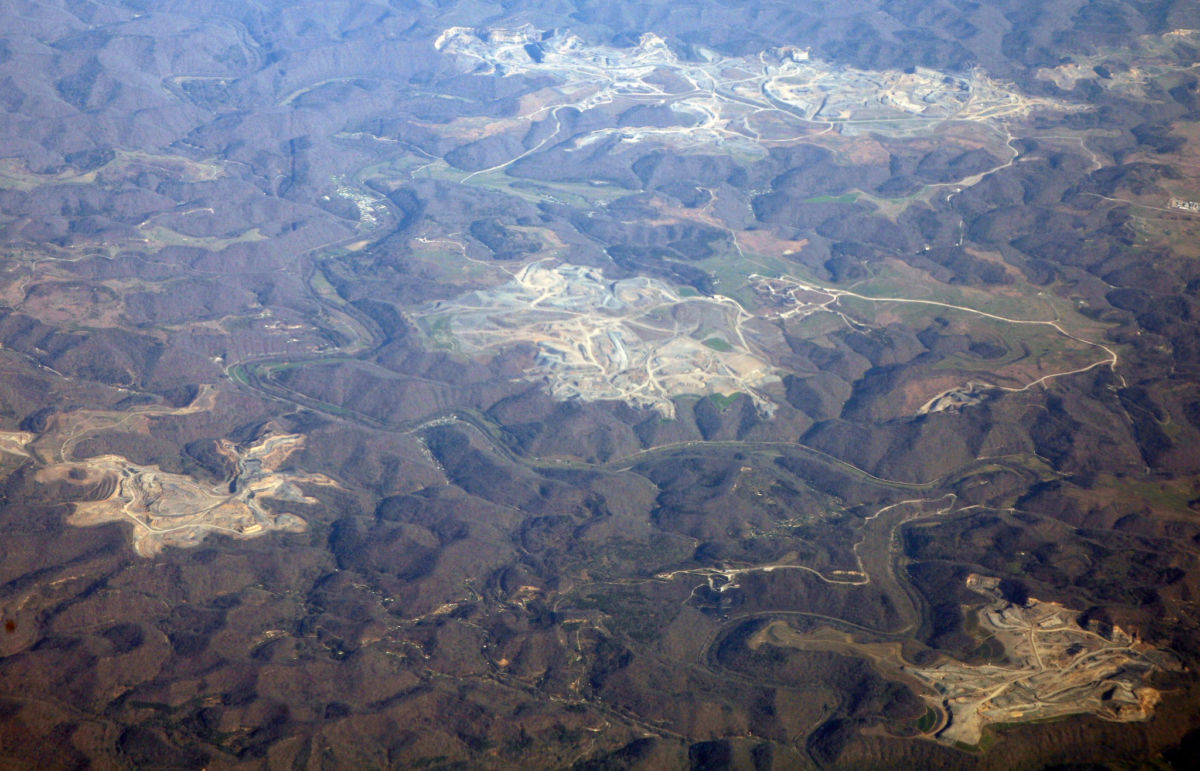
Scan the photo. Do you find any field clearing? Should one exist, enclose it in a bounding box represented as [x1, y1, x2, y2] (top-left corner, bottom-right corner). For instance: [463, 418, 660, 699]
[842, 297, 1108, 383]
[461, 169, 632, 207]
[1071, 473, 1200, 519]
[408, 157, 633, 209]
[137, 224, 267, 251]
[841, 260, 1116, 343]
[0, 150, 224, 192]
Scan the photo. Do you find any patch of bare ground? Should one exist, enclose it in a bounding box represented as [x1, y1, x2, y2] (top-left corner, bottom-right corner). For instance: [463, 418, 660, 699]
[919, 574, 1175, 746]
[36, 429, 337, 557]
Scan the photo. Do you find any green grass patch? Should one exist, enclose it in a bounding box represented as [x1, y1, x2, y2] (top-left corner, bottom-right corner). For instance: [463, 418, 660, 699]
[702, 336, 733, 352]
[802, 192, 859, 204]
[844, 261, 1111, 343]
[309, 268, 339, 298]
[420, 160, 629, 208]
[835, 296, 1100, 376]
[421, 315, 458, 350]
[708, 392, 742, 411]
[138, 224, 266, 251]
[916, 707, 938, 733]
[261, 357, 353, 375]
[1093, 474, 1198, 515]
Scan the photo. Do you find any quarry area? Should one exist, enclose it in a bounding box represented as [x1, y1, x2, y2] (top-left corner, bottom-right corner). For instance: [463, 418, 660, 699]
[422, 262, 777, 417]
[435, 25, 1067, 147]
[913, 574, 1173, 746]
[34, 432, 337, 557]
[753, 573, 1172, 748]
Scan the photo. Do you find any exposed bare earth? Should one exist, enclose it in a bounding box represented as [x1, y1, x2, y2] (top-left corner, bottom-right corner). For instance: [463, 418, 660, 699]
[754, 573, 1174, 747]
[436, 25, 1069, 152]
[919, 575, 1173, 745]
[37, 432, 336, 557]
[423, 262, 778, 417]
